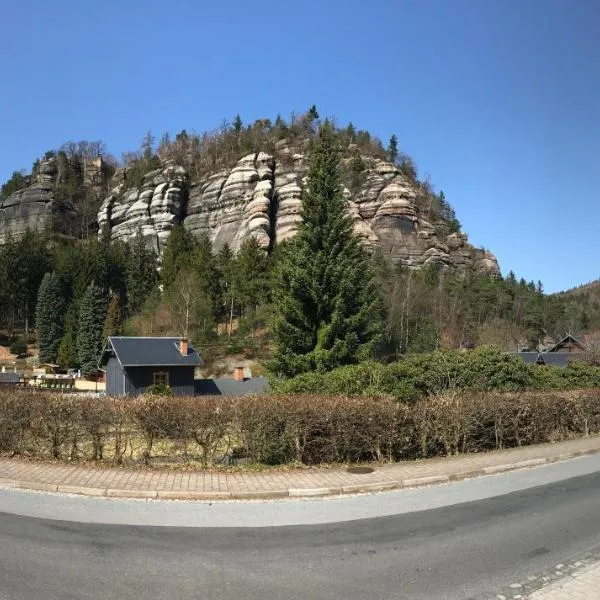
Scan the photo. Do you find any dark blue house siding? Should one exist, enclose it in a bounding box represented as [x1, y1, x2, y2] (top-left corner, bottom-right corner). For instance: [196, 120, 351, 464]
[123, 366, 195, 397]
[105, 357, 125, 396]
[105, 360, 195, 397]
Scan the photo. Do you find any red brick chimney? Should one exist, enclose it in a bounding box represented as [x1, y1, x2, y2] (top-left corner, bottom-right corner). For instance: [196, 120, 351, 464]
[233, 366, 245, 382]
[179, 338, 188, 356]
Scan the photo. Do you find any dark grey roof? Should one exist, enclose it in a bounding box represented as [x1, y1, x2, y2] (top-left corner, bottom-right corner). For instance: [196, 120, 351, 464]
[0, 372, 20, 383]
[194, 377, 270, 396]
[103, 337, 201, 367]
[515, 352, 542, 364]
[538, 353, 574, 368]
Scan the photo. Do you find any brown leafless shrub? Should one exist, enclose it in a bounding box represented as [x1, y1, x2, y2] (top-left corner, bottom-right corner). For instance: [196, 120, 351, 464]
[31, 393, 80, 459]
[0, 389, 599, 467]
[235, 395, 297, 464]
[177, 397, 234, 467]
[0, 391, 33, 454]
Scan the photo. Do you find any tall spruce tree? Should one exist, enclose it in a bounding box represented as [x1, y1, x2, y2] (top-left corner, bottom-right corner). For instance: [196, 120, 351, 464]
[217, 243, 236, 334]
[387, 134, 399, 164]
[235, 237, 269, 315]
[160, 225, 196, 289]
[35, 272, 67, 363]
[103, 293, 121, 340]
[57, 328, 78, 370]
[269, 122, 381, 376]
[77, 282, 108, 372]
[127, 231, 158, 315]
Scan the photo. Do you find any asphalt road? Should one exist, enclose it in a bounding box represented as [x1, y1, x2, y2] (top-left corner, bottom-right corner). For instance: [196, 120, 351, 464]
[1, 470, 600, 599]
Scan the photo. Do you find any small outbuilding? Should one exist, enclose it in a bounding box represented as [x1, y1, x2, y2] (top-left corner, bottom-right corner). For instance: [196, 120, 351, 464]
[0, 372, 20, 387]
[101, 336, 201, 397]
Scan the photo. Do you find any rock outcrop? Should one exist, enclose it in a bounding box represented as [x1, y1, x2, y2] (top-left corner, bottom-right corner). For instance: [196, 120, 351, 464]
[0, 157, 74, 243]
[96, 151, 499, 275]
[98, 164, 187, 253]
[1, 146, 499, 276]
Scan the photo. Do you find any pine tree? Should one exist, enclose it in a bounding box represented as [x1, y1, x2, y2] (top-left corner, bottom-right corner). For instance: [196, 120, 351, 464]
[235, 237, 269, 315]
[77, 283, 108, 373]
[387, 134, 399, 164]
[160, 225, 196, 289]
[269, 122, 381, 376]
[189, 234, 220, 340]
[233, 114, 243, 133]
[305, 105, 320, 134]
[274, 114, 288, 139]
[217, 243, 236, 334]
[35, 272, 67, 363]
[57, 328, 78, 370]
[346, 122, 356, 141]
[127, 231, 158, 315]
[103, 293, 121, 340]
[140, 130, 155, 160]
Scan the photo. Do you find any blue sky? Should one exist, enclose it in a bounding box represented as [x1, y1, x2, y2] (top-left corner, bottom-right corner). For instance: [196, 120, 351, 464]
[1, 0, 598, 293]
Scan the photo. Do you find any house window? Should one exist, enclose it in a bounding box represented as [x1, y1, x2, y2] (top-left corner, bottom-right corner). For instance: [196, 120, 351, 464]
[153, 371, 169, 386]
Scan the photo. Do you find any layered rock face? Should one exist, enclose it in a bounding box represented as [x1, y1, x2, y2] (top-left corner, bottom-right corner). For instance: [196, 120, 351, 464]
[0, 158, 71, 243]
[98, 164, 187, 253]
[0, 147, 499, 275]
[97, 152, 499, 275]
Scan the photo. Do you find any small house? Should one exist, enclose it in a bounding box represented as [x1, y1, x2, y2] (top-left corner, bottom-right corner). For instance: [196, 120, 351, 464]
[514, 334, 587, 368]
[101, 336, 201, 397]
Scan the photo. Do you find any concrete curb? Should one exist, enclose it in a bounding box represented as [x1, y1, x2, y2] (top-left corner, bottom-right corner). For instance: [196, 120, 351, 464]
[1, 446, 599, 501]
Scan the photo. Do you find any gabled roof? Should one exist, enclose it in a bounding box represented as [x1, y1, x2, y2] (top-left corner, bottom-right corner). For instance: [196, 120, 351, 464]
[547, 334, 586, 353]
[102, 337, 201, 368]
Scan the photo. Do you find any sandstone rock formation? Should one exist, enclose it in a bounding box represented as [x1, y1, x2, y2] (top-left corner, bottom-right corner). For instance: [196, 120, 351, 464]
[1, 146, 499, 276]
[97, 151, 499, 275]
[98, 164, 187, 253]
[0, 157, 75, 243]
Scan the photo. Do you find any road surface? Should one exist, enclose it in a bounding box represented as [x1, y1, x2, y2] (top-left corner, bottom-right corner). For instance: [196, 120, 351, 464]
[1, 459, 600, 599]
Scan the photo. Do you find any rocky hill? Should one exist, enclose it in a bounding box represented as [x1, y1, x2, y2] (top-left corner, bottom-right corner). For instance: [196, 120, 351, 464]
[0, 117, 499, 276]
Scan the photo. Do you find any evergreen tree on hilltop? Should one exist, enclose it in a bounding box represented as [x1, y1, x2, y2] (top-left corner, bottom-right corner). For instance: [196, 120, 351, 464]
[269, 122, 381, 377]
[387, 134, 398, 164]
[77, 283, 108, 373]
[35, 272, 67, 363]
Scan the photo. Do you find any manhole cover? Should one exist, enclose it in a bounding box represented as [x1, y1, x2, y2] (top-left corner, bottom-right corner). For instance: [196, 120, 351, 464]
[346, 466, 375, 475]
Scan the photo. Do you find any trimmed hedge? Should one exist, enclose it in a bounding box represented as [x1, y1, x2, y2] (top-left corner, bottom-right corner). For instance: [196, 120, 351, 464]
[1, 389, 600, 467]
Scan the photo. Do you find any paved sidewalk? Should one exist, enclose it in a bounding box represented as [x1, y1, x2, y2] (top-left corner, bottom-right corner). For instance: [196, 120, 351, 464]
[526, 560, 600, 599]
[0, 435, 599, 500]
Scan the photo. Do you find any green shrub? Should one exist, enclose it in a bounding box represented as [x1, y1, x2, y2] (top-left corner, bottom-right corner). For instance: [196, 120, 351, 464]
[145, 384, 173, 396]
[9, 338, 28, 357]
[273, 347, 600, 400]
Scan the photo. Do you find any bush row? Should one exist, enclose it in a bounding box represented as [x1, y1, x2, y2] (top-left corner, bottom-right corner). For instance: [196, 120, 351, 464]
[270, 348, 600, 400]
[1, 388, 600, 467]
